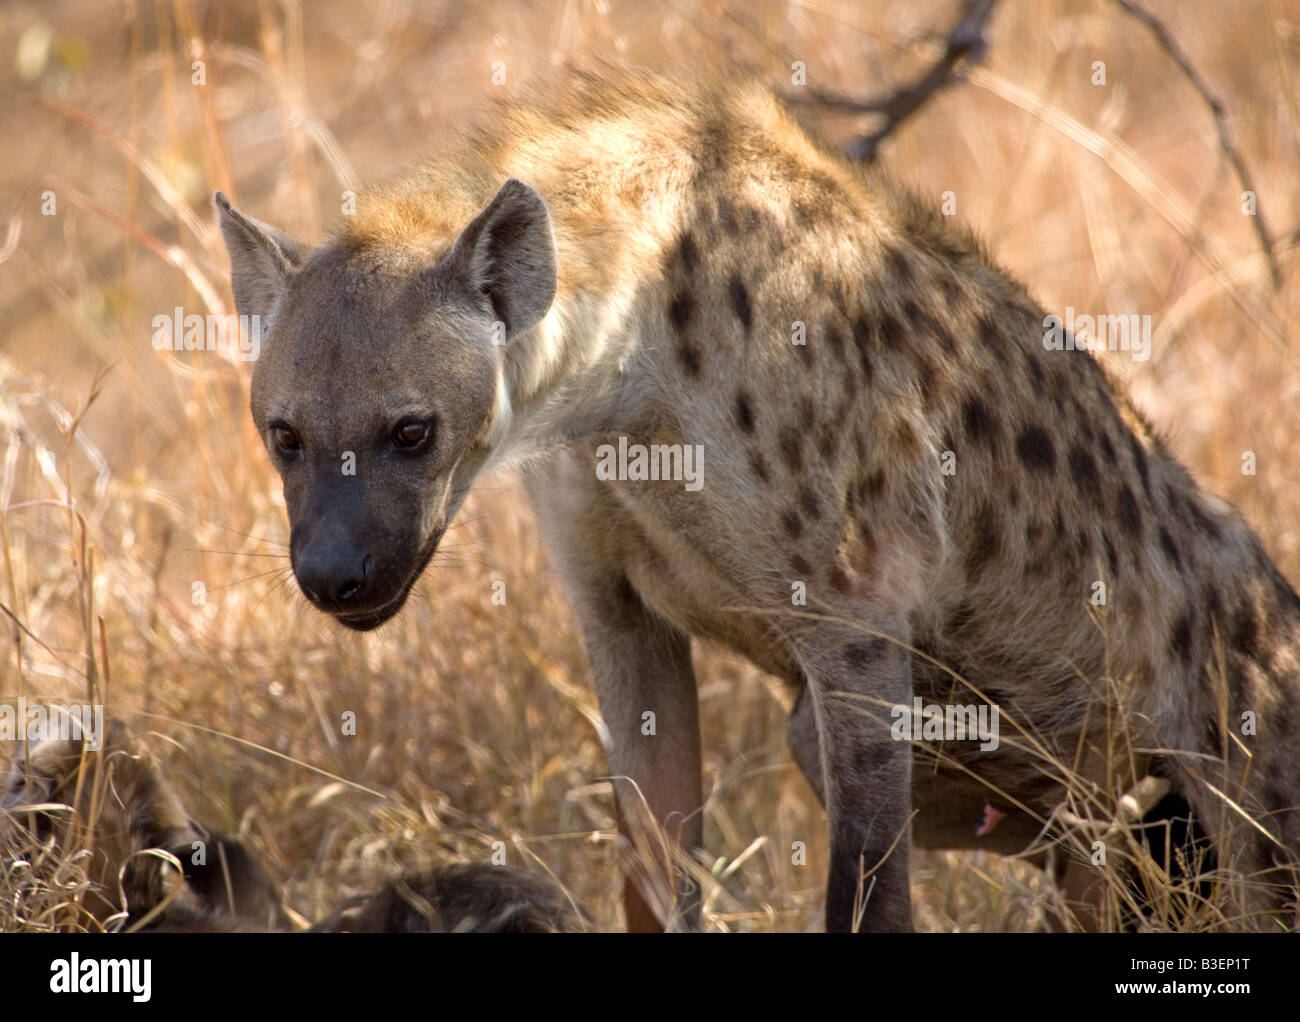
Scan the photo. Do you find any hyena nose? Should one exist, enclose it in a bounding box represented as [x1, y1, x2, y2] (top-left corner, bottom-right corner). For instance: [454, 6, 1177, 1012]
[295, 545, 371, 611]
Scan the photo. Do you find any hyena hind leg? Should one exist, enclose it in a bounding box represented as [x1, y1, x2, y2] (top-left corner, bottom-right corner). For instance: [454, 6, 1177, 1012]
[796, 618, 915, 933]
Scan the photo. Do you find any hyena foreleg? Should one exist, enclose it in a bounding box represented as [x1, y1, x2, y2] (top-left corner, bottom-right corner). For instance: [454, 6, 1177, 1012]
[526, 461, 703, 933]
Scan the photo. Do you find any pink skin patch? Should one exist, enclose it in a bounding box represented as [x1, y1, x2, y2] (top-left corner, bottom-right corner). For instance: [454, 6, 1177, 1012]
[975, 803, 1006, 838]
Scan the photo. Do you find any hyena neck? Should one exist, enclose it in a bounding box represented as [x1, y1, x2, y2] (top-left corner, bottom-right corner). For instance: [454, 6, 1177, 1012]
[489, 266, 669, 468]
[495, 316, 617, 457]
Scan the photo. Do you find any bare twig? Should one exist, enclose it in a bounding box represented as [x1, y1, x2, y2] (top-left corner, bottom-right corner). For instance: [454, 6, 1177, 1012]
[1113, 0, 1280, 290]
[790, 0, 999, 161]
[1056, 775, 1171, 859]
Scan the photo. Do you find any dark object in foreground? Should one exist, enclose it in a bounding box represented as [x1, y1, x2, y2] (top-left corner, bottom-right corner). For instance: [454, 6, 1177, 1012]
[310, 863, 586, 933]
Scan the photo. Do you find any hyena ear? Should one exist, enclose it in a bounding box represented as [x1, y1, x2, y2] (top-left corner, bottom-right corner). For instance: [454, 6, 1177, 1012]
[439, 178, 557, 340]
[214, 191, 305, 325]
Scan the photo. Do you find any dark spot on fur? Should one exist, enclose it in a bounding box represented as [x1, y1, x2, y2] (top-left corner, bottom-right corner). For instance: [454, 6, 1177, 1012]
[1102, 533, 1120, 577]
[1016, 426, 1057, 474]
[916, 357, 940, 408]
[886, 247, 915, 286]
[949, 600, 976, 633]
[965, 506, 1001, 578]
[826, 325, 847, 366]
[924, 229, 966, 263]
[864, 470, 886, 499]
[716, 199, 738, 234]
[799, 485, 822, 520]
[791, 554, 811, 576]
[808, 171, 840, 197]
[781, 509, 803, 539]
[737, 205, 762, 233]
[846, 637, 890, 670]
[729, 276, 752, 332]
[749, 450, 770, 483]
[1158, 526, 1183, 571]
[668, 293, 701, 376]
[668, 291, 695, 334]
[1099, 432, 1117, 466]
[963, 397, 996, 444]
[797, 394, 816, 431]
[1206, 588, 1224, 629]
[878, 309, 906, 350]
[675, 233, 699, 273]
[902, 299, 923, 334]
[1023, 349, 1045, 386]
[779, 427, 804, 473]
[735, 392, 755, 433]
[977, 314, 1008, 358]
[1188, 499, 1223, 540]
[1129, 433, 1152, 498]
[1170, 612, 1195, 664]
[851, 315, 875, 378]
[934, 322, 958, 350]
[1116, 485, 1143, 535]
[1068, 445, 1100, 492]
[829, 565, 851, 593]
[1052, 508, 1067, 545]
[1047, 369, 1068, 412]
[677, 344, 701, 376]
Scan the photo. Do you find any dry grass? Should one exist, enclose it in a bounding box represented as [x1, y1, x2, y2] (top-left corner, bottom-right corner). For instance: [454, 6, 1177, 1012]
[0, 0, 1296, 932]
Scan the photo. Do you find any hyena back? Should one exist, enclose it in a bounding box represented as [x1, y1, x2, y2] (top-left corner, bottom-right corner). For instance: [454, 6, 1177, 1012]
[217, 70, 1300, 932]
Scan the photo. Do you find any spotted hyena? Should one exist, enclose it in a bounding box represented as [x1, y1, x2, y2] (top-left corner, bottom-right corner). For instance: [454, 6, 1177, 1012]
[2, 719, 288, 931]
[216, 69, 1300, 932]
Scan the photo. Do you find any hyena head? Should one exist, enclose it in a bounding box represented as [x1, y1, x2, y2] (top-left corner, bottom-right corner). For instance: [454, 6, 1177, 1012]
[2, 718, 288, 930]
[1, 719, 200, 920]
[1, 719, 185, 846]
[216, 180, 557, 630]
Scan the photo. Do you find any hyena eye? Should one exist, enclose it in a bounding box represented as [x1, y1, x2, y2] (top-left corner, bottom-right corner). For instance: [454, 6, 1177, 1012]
[271, 423, 301, 455]
[392, 420, 432, 451]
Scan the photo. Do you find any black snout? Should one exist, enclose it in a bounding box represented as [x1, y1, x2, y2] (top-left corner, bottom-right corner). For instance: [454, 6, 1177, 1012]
[293, 540, 371, 612]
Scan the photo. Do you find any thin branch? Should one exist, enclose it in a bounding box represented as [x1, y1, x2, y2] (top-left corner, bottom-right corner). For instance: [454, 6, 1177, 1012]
[789, 0, 999, 162]
[1113, 0, 1280, 290]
